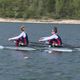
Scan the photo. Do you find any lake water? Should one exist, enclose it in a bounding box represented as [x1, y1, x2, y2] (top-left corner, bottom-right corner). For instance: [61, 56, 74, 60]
[0, 22, 80, 80]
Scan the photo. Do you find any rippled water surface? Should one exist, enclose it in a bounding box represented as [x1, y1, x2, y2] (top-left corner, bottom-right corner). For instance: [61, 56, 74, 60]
[0, 22, 80, 80]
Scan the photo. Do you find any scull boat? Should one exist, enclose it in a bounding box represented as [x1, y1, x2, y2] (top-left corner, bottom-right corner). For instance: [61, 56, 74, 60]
[0, 45, 36, 51]
[0, 42, 80, 52]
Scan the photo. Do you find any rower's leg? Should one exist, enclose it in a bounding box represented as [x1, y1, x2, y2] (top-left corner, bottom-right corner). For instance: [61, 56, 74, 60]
[16, 38, 22, 47]
[16, 39, 19, 47]
[48, 40, 53, 47]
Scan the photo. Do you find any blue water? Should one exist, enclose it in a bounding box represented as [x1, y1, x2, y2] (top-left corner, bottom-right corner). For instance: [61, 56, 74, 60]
[0, 22, 80, 80]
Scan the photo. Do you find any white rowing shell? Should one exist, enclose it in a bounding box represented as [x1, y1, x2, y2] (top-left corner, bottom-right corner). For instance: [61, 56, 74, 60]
[0, 45, 36, 51]
[1, 45, 80, 52]
[47, 47, 73, 52]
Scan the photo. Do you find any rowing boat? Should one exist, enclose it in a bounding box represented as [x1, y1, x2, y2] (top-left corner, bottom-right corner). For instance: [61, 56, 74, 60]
[46, 47, 73, 52]
[0, 45, 73, 52]
[0, 42, 80, 52]
[0, 45, 36, 51]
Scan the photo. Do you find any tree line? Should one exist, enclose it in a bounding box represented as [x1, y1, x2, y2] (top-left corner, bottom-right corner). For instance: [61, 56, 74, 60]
[0, 0, 80, 19]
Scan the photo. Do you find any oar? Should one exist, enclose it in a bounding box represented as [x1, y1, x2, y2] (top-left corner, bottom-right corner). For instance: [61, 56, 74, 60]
[29, 42, 48, 47]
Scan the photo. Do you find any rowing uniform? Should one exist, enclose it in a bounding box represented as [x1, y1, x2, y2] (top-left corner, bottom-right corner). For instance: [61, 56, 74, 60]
[49, 34, 62, 47]
[8, 32, 29, 47]
[39, 34, 62, 47]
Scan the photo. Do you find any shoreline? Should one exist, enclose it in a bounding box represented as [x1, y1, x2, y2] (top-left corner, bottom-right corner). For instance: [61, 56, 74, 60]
[0, 18, 80, 24]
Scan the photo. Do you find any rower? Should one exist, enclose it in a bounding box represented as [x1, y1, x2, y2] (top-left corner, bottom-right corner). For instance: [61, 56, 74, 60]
[8, 25, 29, 47]
[50, 27, 62, 47]
[53, 26, 62, 46]
[39, 28, 62, 47]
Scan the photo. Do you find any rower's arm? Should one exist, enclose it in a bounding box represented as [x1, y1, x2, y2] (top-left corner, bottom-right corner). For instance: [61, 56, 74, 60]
[8, 32, 24, 40]
[39, 35, 58, 41]
[42, 35, 55, 41]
